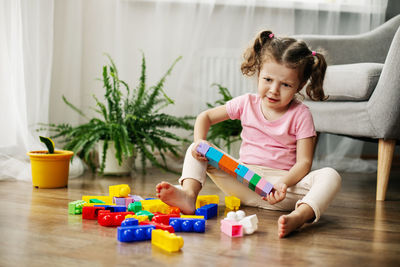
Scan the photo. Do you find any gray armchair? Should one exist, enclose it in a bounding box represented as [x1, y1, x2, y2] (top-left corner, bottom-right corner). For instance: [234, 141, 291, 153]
[298, 15, 400, 201]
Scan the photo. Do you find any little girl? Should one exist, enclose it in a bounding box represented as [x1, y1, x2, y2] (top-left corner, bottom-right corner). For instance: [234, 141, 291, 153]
[156, 30, 341, 238]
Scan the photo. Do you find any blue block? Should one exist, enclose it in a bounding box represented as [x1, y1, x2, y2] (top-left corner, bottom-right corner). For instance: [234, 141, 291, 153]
[117, 225, 155, 242]
[94, 205, 126, 212]
[169, 218, 206, 233]
[205, 147, 223, 169]
[235, 164, 249, 183]
[120, 218, 139, 227]
[195, 203, 218, 220]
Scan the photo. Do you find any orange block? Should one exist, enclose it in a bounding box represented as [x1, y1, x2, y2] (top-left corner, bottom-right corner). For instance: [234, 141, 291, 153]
[218, 155, 239, 177]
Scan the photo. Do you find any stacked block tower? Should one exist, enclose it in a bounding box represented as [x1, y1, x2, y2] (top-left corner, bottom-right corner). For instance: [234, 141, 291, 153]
[197, 142, 273, 197]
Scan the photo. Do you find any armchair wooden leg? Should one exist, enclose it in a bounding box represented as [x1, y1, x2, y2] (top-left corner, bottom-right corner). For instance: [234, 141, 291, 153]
[376, 139, 396, 201]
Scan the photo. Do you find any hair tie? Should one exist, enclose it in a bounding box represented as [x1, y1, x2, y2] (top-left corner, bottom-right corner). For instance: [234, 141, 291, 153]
[312, 51, 316, 56]
[268, 33, 274, 39]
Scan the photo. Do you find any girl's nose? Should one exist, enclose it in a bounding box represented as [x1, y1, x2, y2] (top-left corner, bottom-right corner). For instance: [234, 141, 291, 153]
[269, 82, 280, 94]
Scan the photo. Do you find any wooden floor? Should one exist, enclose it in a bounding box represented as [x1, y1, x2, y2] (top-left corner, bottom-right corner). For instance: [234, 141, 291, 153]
[0, 167, 399, 267]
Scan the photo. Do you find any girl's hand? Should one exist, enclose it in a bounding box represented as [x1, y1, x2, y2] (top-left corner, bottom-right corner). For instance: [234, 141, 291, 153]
[262, 183, 287, 205]
[191, 140, 211, 162]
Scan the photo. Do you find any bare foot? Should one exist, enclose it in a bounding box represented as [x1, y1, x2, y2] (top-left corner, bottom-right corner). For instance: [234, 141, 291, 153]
[278, 213, 304, 238]
[156, 181, 196, 214]
[278, 204, 315, 238]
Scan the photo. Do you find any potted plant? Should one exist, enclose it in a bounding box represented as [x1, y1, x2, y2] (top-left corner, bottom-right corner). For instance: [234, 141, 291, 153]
[27, 136, 74, 188]
[42, 53, 192, 175]
[206, 84, 242, 156]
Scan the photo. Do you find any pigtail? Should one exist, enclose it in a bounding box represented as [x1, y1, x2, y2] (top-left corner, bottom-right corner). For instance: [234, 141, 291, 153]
[241, 30, 274, 76]
[305, 51, 328, 101]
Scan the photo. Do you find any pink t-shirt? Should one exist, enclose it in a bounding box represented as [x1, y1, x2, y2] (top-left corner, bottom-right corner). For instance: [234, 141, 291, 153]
[226, 93, 316, 170]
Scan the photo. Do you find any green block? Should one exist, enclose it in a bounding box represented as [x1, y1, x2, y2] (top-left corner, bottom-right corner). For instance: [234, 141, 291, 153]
[68, 200, 86, 215]
[89, 198, 105, 204]
[128, 201, 142, 213]
[249, 174, 261, 191]
[136, 210, 154, 220]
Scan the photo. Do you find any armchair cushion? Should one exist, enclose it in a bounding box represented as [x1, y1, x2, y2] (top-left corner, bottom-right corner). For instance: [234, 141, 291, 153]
[323, 63, 383, 101]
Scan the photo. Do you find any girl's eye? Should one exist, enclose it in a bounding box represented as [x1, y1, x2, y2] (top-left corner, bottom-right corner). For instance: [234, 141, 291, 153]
[282, 83, 291, 88]
[264, 78, 272, 82]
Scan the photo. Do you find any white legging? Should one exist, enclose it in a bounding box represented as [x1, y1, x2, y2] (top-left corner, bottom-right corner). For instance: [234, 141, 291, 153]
[178, 143, 342, 222]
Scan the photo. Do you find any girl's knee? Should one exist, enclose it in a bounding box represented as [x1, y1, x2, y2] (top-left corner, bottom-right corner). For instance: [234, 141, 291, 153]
[321, 167, 342, 188]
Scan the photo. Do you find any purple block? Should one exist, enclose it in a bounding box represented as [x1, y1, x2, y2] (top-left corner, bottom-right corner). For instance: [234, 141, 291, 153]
[243, 170, 254, 186]
[114, 197, 126, 206]
[261, 182, 274, 197]
[125, 198, 134, 207]
[129, 195, 144, 201]
[197, 142, 210, 156]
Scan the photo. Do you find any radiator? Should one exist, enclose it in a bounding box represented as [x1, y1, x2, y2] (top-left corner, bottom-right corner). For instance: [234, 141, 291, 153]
[196, 50, 255, 112]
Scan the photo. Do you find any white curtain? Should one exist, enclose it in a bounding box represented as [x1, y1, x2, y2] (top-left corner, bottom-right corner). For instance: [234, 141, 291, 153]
[0, 0, 388, 181]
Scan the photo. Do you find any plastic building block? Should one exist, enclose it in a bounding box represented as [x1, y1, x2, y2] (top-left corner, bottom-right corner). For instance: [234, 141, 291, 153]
[82, 195, 113, 204]
[152, 214, 180, 225]
[93, 204, 126, 213]
[205, 147, 223, 169]
[223, 210, 258, 235]
[90, 198, 105, 204]
[196, 195, 220, 209]
[128, 201, 142, 213]
[68, 200, 86, 215]
[249, 174, 262, 191]
[196, 142, 210, 156]
[114, 197, 134, 207]
[152, 229, 184, 252]
[219, 155, 239, 177]
[136, 210, 154, 220]
[225, 196, 240, 211]
[109, 184, 131, 197]
[239, 214, 258, 235]
[82, 206, 106, 220]
[195, 203, 218, 220]
[167, 206, 181, 215]
[121, 218, 139, 227]
[235, 164, 248, 183]
[140, 221, 175, 233]
[117, 225, 155, 242]
[169, 218, 206, 233]
[225, 210, 246, 221]
[220, 219, 243, 237]
[140, 199, 170, 214]
[125, 214, 149, 223]
[97, 210, 135, 226]
[129, 195, 144, 201]
[180, 215, 205, 219]
[197, 142, 273, 197]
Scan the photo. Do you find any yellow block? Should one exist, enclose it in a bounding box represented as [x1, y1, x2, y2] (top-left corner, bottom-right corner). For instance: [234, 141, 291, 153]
[225, 196, 241, 211]
[83, 203, 115, 207]
[141, 199, 170, 214]
[82, 195, 113, 204]
[196, 195, 219, 209]
[109, 184, 131, 197]
[180, 215, 205, 219]
[152, 229, 184, 252]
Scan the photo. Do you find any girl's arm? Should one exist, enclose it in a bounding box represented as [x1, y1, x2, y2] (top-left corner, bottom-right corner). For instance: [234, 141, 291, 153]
[279, 136, 315, 187]
[264, 136, 315, 204]
[193, 105, 230, 142]
[192, 105, 231, 161]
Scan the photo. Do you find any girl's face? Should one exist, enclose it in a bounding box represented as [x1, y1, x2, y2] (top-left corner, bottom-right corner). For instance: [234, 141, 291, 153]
[258, 60, 304, 115]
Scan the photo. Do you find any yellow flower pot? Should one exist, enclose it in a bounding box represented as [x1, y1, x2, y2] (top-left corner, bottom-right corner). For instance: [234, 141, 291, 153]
[27, 150, 74, 188]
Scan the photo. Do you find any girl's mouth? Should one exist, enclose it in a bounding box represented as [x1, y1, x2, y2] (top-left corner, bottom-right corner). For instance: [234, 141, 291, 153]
[267, 97, 278, 103]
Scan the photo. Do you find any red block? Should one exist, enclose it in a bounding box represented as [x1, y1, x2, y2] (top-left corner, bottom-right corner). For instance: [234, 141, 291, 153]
[218, 155, 239, 177]
[97, 211, 135, 226]
[140, 221, 175, 233]
[82, 206, 105, 220]
[152, 214, 180, 225]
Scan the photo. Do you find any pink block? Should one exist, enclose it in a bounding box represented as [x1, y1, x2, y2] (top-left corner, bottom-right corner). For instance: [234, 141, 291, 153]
[255, 178, 267, 195]
[220, 220, 243, 237]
